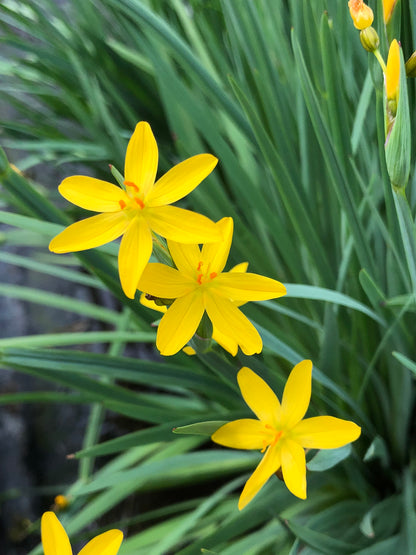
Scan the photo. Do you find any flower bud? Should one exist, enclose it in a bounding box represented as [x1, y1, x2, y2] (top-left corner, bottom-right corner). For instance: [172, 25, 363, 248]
[383, 0, 397, 24]
[359, 27, 380, 52]
[348, 0, 374, 30]
[405, 51, 416, 78]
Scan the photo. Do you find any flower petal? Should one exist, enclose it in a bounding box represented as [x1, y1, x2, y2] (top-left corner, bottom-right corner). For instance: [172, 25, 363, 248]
[41, 512, 72, 555]
[293, 416, 361, 449]
[125, 121, 158, 197]
[212, 419, 274, 450]
[138, 263, 195, 298]
[167, 240, 201, 278]
[49, 212, 129, 253]
[147, 153, 217, 206]
[58, 176, 127, 212]
[78, 530, 123, 555]
[156, 291, 205, 356]
[280, 438, 307, 499]
[230, 262, 249, 273]
[204, 293, 262, 355]
[146, 205, 221, 243]
[200, 217, 233, 274]
[239, 442, 281, 510]
[212, 327, 239, 356]
[214, 272, 286, 301]
[118, 217, 152, 298]
[236, 367, 281, 427]
[140, 292, 167, 314]
[280, 360, 312, 429]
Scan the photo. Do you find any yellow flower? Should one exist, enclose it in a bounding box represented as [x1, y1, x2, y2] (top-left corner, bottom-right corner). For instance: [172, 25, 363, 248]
[348, 0, 374, 30]
[212, 362, 361, 510]
[386, 39, 400, 103]
[41, 511, 123, 555]
[140, 261, 249, 355]
[138, 218, 286, 356]
[49, 122, 221, 298]
[383, 0, 397, 24]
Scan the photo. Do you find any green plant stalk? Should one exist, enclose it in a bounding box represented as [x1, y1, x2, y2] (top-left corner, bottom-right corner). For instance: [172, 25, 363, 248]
[393, 187, 416, 298]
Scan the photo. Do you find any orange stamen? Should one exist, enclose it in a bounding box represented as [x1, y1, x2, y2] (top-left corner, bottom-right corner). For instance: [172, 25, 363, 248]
[209, 272, 217, 280]
[118, 199, 126, 210]
[134, 197, 145, 209]
[197, 261, 203, 271]
[124, 180, 139, 192]
[271, 430, 283, 446]
[197, 274, 203, 285]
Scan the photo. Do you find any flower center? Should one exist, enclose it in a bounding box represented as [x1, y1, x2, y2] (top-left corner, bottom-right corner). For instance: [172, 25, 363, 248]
[196, 261, 217, 285]
[120, 180, 146, 211]
[261, 424, 283, 453]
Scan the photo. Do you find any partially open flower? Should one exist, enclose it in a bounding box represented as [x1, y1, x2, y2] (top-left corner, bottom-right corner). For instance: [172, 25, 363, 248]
[386, 39, 400, 116]
[348, 0, 374, 30]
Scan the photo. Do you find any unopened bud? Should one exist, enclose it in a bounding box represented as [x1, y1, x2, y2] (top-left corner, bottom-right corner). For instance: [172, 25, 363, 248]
[360, 27, 380, 52]
[348, 0, 374, 30]
[405, 51, 416, 78]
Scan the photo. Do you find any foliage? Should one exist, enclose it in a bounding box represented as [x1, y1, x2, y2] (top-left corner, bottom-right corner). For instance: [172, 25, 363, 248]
[0, 0, 415, 553]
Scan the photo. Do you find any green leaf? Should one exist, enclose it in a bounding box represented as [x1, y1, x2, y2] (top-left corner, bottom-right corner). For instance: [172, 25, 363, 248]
[173, 421, 228, 436]
[307, 444, 352, 472]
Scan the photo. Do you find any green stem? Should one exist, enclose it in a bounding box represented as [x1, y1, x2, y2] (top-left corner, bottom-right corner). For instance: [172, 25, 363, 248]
[393, 188, 416, 298]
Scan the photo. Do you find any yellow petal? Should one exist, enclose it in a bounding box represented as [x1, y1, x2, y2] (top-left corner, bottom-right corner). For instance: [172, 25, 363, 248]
[167, 240, 201, 278]
[280, 438, 307, 499]
[386, 39, 400, 101]
[140, 292, 167, 314]
[214, 273, 286, 301]
[156, 291, 205, 356]
[125, 121, 158, 198]
[147, 153, 217, 206]
[41, 512, 72, 555]
[49, 212, 129, 253]
[58, 176, 127, 212]
[383, 0, 397, 24]
[212, 419, 274, 450]
[78, 530, 123, 555]
[280, 360, 312, 429]
[230, 262, 249, 273]
[236, 367, 281, 427]
[200, 217, 233, 274]
[204, 293, 263, 355]
[238, 442, 281, 510]
[212, 327, 239, 356]
[118, 217, 152, 299]
[146, 205, 222, 243]
[138, 263, 195, 298]
[293, 416, 361, 449]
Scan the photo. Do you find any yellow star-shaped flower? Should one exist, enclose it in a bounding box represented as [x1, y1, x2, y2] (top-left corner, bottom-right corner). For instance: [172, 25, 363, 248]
[49, 121, 221, 298]
[138, 218, 286, 356]
[212, 361, 361, 509]
[41, 511, 123, 555]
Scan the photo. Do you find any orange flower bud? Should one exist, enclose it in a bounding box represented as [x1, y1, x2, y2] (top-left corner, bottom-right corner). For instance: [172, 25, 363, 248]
[348, 0, 374, 30]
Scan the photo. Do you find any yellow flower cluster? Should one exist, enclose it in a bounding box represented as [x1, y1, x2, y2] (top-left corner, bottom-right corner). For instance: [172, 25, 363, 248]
[47, 120, 361, 514]
[50, 122, 286, 356]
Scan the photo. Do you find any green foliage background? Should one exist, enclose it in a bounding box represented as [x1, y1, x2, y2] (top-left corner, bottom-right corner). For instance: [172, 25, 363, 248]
[0, 0, 415, 553]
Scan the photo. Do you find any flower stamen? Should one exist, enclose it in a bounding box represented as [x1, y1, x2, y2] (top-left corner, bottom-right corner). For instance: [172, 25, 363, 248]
[134, 197, 145, 209]
[124, 180, 139, 192]
[119, 199, 126, 210]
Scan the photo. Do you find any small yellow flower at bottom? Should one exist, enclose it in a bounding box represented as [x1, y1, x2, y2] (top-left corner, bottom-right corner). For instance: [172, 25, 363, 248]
[41, 511, 123, 555]
[348, 0, 374, 30]
[211, 361, 361, 510]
